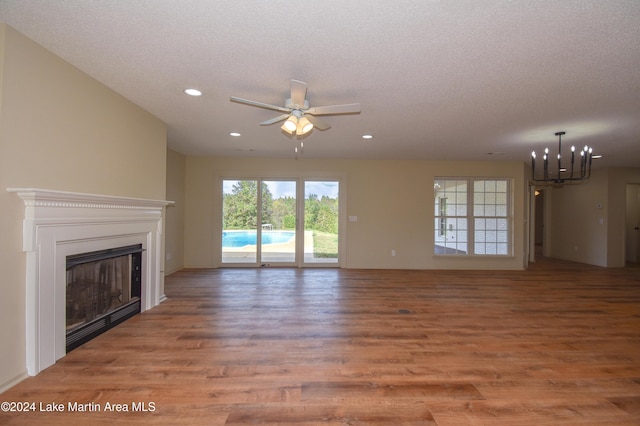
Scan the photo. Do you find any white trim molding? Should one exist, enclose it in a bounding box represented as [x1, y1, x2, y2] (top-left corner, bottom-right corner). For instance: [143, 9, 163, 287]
[8, 188, 173, 376]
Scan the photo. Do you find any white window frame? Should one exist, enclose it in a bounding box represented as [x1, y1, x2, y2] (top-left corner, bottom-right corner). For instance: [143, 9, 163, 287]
[434, 177, 513, 256]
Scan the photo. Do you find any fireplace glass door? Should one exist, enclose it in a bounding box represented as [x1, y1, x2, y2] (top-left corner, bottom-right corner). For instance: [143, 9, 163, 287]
[66, 245, 142, 351]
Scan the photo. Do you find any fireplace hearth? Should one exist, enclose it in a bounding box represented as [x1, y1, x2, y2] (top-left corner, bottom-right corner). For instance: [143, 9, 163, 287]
[66, 244, 143, 352]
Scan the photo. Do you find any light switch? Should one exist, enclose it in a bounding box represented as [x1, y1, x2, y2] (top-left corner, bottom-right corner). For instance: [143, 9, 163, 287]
[349, 216, 358, 222]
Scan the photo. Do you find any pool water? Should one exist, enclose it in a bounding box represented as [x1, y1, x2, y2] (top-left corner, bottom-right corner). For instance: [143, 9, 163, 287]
[222, 230, 295, 247]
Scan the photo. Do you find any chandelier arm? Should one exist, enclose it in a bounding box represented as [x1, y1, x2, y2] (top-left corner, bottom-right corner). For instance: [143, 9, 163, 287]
[531, 155, 536, 181]
[568, 147, 574, 179]
[543, 154, 549, 180]
[583, 150, 590, 179]
[557, 133, 562, 180]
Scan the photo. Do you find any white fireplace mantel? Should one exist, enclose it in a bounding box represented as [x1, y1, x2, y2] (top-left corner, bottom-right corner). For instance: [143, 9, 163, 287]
[8, 188, 173, 375]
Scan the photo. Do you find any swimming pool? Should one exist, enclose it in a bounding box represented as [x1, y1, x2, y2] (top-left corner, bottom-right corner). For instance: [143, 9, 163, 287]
[222, 230, 295, 247]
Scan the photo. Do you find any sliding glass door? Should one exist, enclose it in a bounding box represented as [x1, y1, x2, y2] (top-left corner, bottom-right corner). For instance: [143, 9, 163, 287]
[303, 181, 339, 265]
[221, 178, 340, 267]
[261, 180, 297, 264]
[222, 180, 259, 264]
[222, 179, 297, 265]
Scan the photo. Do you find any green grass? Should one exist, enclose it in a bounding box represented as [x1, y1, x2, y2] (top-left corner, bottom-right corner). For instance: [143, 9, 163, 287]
[312, 231, 338, 258]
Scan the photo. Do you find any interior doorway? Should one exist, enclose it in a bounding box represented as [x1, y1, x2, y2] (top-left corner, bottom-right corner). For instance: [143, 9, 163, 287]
[625, 184, 640, 265]
[534, 189, 545, 258]
[529, 186, 546, 263]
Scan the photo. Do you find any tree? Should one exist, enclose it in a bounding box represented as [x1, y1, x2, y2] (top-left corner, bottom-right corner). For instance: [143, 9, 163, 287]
[272, 196, 296, 229]
[305, 193, 320, 229]
[261, 183, 274, 226]
[223, 181, 274, 229]
[304, 194, 338, 233]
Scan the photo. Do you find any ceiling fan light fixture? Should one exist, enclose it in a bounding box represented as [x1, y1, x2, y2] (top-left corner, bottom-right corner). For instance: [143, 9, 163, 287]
[283, 115, 298, 133]
[297, 117, 313, 135]
[230, 80, 361, 152]
[281, 123, 294, 134]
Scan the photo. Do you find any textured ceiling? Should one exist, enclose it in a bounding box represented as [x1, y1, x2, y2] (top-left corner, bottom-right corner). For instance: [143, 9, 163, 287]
[1, 0, 639, 167]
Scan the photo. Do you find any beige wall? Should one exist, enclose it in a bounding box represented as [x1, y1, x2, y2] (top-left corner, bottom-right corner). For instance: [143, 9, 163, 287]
[183, 156, 527, 270]
[165, 149, 186, 274]
[0, 25, 167, 391]
[544, 167, 640, 267]
[547, 169, 609, 266]
[608, 168, 640, 267]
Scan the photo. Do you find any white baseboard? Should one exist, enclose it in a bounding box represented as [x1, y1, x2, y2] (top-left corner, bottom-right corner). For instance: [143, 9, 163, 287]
[0, 370, 29, 394]
[164, 266, 184, 276]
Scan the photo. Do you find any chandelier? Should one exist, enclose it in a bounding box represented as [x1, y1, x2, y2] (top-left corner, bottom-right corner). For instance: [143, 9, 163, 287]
[531, 131, 594, 184]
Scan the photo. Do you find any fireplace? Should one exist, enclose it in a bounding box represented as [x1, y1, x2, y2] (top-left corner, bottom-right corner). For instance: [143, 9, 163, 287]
[9, 188, 172, 376]
[66, 244, 143, 352]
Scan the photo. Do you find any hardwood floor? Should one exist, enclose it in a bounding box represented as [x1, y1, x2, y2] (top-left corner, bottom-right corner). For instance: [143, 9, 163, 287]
[2, 259, 640, 425]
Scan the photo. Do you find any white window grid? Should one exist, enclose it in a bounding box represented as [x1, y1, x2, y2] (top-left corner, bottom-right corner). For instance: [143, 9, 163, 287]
[434, 178, 511, 256]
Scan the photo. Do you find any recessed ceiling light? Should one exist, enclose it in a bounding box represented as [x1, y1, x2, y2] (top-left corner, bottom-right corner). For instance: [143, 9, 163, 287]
[362, 134, 373, 139]
[229, 132, 241, 137]
[184, 88, 202, 96]
[592, 155, 603, 159]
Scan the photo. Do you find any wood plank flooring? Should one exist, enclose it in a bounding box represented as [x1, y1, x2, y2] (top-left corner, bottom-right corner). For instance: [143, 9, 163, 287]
[2, 259, 640, 425]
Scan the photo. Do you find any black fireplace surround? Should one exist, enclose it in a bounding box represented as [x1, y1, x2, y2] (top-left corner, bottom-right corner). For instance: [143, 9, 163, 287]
[65, 244, 143, 352]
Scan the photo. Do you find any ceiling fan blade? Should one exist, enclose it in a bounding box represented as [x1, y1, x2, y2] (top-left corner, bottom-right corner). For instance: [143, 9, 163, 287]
[260, 114, 290, 126]
[290, 80, 307, 108]
[230, 96, 291, 113]
[306, 103, 361, 115]
[305, 115, 331, 131]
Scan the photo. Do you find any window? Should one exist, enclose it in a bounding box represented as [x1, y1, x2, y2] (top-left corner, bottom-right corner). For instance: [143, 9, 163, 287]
[434, 178, 511, 256]
[438, 197, 447, 237]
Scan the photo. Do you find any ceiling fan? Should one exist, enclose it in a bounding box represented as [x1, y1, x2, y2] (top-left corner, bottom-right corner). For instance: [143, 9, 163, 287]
[230, 79, 361, 136]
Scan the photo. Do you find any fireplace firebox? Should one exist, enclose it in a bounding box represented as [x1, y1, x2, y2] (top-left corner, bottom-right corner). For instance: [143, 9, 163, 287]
[66, 244, 143, 352]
